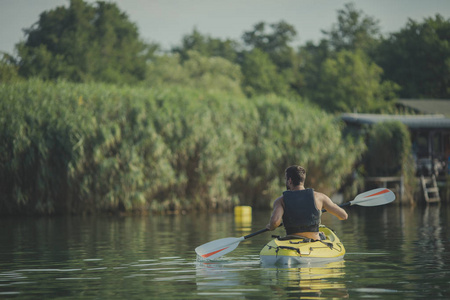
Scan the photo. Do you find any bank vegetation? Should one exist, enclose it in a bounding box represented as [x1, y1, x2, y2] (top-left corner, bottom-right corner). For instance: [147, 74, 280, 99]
[0, 79, 366, 214]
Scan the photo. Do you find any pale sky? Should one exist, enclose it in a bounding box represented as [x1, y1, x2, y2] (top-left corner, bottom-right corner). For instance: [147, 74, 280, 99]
[1, 0, 450, 55]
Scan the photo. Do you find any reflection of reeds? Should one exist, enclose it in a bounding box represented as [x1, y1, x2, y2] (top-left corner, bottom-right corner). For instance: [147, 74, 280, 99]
[0, 79, 363, 215]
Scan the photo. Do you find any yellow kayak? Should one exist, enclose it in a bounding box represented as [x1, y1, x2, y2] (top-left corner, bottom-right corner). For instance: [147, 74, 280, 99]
[260, 225, 345, 266]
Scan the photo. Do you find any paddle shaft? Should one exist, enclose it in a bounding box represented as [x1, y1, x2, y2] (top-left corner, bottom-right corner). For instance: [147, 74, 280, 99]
[322, 201, 350, 212]
[244, 228, 269, 239]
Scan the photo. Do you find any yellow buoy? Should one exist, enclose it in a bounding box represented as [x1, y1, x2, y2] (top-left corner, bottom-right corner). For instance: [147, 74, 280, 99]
[234, 205, 252, 216]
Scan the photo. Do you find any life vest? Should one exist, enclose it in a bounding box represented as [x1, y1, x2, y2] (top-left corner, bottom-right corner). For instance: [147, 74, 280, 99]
[282, 188, 321, 235]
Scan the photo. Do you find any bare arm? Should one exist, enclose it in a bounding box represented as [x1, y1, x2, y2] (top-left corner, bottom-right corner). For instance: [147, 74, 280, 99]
[266, 196, 284, 230]
[316, 192, 348, 220]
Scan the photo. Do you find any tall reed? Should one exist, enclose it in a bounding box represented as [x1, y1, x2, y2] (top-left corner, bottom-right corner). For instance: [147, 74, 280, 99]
[0, 79, 363, 215]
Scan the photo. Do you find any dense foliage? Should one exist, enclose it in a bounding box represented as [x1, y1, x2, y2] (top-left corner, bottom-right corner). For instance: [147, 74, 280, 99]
[16, 0, 151, 84]
[4, 1, 448, 108]
[0, 80, 363, 215]
[0, 1, 445, 214]
[308, 50, 399, 112]
[145, 51, 243, 96]
[374, 14, 450, 98]
[365, 122, 413, 177]
[364, 121, 416, 200]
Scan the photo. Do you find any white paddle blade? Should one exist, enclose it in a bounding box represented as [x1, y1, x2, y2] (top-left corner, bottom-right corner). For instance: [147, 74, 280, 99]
[195, 237, 244, 260]
[351, 188, 396, 207]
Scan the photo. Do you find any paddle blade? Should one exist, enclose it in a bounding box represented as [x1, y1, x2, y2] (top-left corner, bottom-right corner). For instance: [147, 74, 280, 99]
[195, 237, 244, 260]
[350, 188, 396, 207]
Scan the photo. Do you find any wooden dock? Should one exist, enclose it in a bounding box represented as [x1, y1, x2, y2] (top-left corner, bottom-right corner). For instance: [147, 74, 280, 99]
[365, 176, 404, 201]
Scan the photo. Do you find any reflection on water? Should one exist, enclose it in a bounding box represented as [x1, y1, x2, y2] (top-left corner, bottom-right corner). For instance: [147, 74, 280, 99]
[195, 258, 263, 298]
[0, 256, 199, 298]
[234, 205, 253, 233]
[195, 259, 348, 299]
[260, 260, 349, 299]
[421, 204, 445, 268]
[0, 205, 450, 298]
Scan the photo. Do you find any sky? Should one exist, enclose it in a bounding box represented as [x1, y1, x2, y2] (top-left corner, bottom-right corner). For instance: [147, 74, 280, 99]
[1, 0, 450, 55]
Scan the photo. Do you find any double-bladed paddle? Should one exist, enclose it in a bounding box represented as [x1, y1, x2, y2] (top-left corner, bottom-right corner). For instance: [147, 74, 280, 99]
[195, 188, 396, 260]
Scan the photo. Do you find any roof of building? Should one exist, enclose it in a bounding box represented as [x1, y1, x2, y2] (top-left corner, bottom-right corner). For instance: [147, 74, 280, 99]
[397, 99, 450, 116]
[341, 113, 450, 129]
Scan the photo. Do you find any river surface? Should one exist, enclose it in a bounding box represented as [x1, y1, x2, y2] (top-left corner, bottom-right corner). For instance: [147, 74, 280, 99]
[1, 204, 450, 299]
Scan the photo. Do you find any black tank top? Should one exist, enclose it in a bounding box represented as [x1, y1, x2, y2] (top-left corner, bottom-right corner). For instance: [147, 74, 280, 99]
[282, 189, 321, 234]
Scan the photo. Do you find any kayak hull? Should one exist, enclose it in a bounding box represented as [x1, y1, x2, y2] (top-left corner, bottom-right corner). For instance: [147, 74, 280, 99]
[260, 225, 345, 267]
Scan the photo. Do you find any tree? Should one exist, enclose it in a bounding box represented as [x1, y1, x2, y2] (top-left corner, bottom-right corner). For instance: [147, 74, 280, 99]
[240, 48, 290, 97]
[241, 21, 300, 96]
[296, 3, 381, 100]
[0, 52, 21, 83]
[146, 51, 243, 96]
[311, 50, 399, 113]
[375, 14, 450, 98]
[16, 0, 153, 83]
[322, 2, 381, 53]
[172, 29, 239, 62]
[296, 40, 331, 96]
[242, 21, 297, 71]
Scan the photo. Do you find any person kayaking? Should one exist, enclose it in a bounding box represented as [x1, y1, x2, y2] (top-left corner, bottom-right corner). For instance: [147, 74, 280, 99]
[266, 165, 348, 240]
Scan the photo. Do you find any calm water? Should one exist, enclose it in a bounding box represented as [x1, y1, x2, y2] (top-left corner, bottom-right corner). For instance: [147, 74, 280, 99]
[1, 204, 450, 299]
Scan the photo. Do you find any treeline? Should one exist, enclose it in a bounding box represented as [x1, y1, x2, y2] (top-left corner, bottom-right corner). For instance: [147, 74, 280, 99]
[0, 1, 437, 214]
[2, 1, 450, 108]
[0, 80, 364, 214]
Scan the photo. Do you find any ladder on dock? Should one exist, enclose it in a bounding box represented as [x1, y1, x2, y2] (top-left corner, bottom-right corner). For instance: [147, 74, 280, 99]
[420, 175, 440, 203]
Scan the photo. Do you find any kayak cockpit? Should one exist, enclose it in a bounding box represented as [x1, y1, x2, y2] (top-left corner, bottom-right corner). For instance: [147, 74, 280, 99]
[259, 225, 345, 266]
